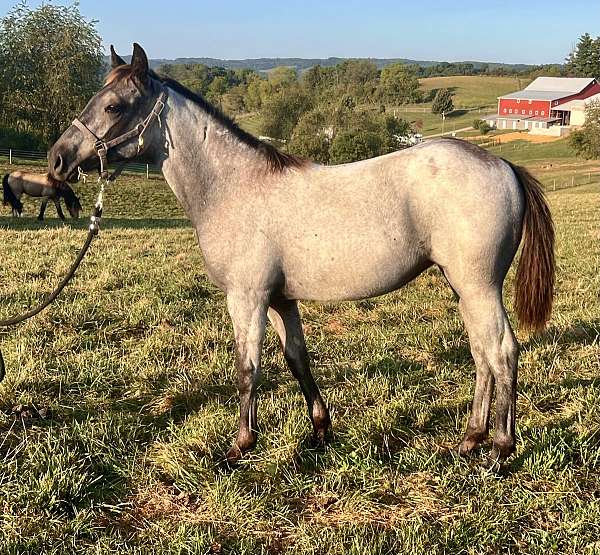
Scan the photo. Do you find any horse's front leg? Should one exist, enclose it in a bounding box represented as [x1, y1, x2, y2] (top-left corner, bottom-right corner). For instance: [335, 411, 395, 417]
[225, 289, 269, 464]
[53, 198, 66, 221]
[37, 199, 48, 221]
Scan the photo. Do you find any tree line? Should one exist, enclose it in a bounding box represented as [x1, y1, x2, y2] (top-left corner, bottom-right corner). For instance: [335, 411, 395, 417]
[0, 1, 598, 161]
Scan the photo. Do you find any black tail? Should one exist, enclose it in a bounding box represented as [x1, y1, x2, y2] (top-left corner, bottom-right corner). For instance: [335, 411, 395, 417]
[2, 174, 23, 212]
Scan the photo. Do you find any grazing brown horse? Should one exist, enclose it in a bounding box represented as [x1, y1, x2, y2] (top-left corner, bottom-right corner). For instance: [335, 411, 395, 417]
[48, 44, 555, 466]
[2, 171, 81, 221]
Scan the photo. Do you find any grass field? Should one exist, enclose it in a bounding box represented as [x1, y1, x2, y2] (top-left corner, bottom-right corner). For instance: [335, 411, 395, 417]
[0, 137, 599, 554]
[419, 75, 530, 110]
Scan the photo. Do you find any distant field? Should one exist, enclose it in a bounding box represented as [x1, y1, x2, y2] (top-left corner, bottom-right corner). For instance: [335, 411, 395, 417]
[235, 112, 262, 136]
[0, 135, 599, 553]
[390, 75, 534, 136]
[419, 75, 530, 109]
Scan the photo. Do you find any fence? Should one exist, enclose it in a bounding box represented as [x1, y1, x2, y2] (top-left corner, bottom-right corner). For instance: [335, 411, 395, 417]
[0, 148, 162, 179]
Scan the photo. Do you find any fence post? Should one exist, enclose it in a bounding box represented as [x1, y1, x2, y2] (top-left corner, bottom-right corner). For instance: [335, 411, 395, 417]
[9, 148, 12, 165]
[571, 176, 574, 187]
[146, 164, 149, 180]
[553, 179, 556, 191]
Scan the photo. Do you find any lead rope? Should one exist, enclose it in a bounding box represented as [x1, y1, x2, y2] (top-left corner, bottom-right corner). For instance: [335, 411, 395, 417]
[0, 179, 108, 382]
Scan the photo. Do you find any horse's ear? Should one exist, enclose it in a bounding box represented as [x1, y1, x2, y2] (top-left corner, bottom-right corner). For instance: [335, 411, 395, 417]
[131, 43, 149, 87]
[110, 45, 126, 69]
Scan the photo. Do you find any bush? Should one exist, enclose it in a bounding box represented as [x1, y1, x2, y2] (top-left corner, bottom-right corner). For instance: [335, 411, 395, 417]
[472, 119, 484, 130]
[329, 131, 384, 164]
[569, 101, 600, 159]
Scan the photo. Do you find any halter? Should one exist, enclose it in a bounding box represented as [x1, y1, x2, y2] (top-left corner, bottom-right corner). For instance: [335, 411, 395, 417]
[72, 89, 168, 180]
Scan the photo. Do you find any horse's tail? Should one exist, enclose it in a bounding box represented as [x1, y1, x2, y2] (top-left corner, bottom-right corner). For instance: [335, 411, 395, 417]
[2, 174, 23, 212]
[506, 161, 555, 332]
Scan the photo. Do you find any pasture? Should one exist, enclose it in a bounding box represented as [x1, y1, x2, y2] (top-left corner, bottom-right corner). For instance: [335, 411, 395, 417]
[0, 140, 599, 553]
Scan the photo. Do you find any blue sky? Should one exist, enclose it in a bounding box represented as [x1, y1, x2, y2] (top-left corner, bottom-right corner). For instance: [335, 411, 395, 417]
[1, 0, 598, 64]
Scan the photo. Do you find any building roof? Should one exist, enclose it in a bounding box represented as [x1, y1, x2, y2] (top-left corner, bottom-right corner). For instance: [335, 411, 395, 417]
[523, 77, 595, 93]
[499, 77, 597, 101]
[554, 92, 600, 111]
[501, 90, 568, 101]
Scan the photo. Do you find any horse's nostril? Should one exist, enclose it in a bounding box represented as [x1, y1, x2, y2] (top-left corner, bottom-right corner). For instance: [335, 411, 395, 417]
[54, 154, 63, 171]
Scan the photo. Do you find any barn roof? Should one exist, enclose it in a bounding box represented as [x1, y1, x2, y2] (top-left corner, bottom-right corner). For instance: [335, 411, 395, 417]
[523, 77, 595, 93]
[499, 77, 597, 101]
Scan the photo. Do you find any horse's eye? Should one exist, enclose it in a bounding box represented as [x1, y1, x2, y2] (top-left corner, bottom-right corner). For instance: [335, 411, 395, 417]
[105, 104, 122, 114]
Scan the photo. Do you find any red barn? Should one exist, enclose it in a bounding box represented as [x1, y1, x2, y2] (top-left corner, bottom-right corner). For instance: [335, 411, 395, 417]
[484, 77, 600, 133]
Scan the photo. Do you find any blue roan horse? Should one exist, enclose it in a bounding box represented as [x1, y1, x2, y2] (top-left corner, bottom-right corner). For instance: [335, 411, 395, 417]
[47, 44, 555, 466]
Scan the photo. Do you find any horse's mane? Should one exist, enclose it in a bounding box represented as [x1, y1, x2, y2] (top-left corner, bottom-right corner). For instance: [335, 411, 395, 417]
[2, 174, 23, 211]
[105, 65, 307, 174]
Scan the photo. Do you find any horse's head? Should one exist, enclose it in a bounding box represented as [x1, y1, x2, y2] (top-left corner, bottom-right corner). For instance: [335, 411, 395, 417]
[48, 43, 165, 181]
[61, 185, 82, 219]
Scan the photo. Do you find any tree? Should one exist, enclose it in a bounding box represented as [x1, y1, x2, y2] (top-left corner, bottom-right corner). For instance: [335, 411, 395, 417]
[432, 88, 454, 116]
[260, 88, 312, 141]
[566, 33, 600, 77]
[206, 76, 229, 103]
[268, 66, 297, 90]
[329, 131, 384, 164]
[288, 108, 331, 164]
[378, 63, 423, 104]
[221, 85, 246, 115]
[569, 100, 600, 159]
[0, 2, 104, 145]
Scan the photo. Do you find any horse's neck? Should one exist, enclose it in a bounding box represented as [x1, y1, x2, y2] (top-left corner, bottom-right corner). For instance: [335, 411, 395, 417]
[159, 89, 266, 225]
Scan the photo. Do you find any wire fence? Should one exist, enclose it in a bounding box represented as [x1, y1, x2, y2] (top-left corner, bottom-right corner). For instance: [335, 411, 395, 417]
[0, 148, 162, 179]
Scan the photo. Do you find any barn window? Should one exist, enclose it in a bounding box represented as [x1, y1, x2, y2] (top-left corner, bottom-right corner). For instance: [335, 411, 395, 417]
[535, 111, 539, 115]
[541, 110, 545, 115]
[522, 110, 525, 115]
[528, 100, 532, 104]
[509, 109, 512, 114]
[529, 110, 533, 115]
[517, 99, 521, 104]
[503, 108, 507, 113]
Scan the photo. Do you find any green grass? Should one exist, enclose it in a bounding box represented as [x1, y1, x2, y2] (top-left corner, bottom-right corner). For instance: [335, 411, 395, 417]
[419, 75, 530, 109]
[389, 75, 534, 136]
[0, 154, 599, 553]
[236, 112, 263, 137]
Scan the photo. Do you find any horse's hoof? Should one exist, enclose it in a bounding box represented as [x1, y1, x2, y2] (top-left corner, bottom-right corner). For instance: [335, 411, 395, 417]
[457, 431, 488, 457]
[309, 427, 329, 449]
[225, 444, 244, 466]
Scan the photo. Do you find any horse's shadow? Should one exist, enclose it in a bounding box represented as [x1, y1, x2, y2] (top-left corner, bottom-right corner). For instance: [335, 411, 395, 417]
[0, 216, 190, 230]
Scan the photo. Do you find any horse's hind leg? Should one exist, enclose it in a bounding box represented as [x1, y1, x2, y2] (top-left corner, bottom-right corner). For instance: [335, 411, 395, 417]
[225, 290, 269, 464]
[456, 286, 519, 462]
[268, 299, 331, 444]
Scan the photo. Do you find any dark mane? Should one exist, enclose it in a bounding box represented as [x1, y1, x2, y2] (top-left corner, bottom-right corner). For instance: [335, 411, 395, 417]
[105, 65, 307, 173]
[46, 174, 63, 188]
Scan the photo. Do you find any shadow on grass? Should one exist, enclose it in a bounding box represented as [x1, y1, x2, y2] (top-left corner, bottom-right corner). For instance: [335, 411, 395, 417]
[0, 216, 191, 230]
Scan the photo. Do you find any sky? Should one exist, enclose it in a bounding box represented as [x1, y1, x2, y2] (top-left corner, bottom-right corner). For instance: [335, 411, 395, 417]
[0, 0, 598, 64]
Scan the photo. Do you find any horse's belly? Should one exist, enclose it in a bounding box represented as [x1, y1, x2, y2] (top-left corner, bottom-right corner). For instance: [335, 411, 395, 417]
[281, 240, 429, 302]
